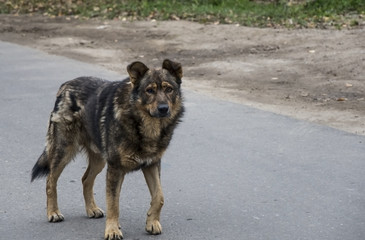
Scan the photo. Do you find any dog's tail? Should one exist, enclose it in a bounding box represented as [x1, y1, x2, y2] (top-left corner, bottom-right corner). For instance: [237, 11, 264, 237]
[31, 149, 50, 182]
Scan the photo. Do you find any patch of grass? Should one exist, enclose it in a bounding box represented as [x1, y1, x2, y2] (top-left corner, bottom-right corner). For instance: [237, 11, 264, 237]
[0, 0, 364, 28]
[303, 0, 365, 15]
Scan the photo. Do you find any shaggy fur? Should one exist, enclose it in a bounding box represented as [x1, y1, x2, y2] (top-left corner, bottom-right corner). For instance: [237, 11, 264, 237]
[31, 59, 184, 240]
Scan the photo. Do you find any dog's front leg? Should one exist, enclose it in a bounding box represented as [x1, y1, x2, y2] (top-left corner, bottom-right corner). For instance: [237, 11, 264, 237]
[105, 166, 125, 240]
[142, 162, 164, 235]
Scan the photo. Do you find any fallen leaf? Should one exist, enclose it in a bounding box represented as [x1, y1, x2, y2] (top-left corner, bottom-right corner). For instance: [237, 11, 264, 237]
[96, 25, 107, 29]
[170, 14, 180, 21]
[337, 97, 348, 101]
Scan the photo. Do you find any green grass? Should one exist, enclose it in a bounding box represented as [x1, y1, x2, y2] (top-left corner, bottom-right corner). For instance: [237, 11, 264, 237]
[1, 0, 364, 28]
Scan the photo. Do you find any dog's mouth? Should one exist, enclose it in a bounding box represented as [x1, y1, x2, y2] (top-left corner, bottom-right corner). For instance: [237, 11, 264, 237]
[150, 111, 171, 118]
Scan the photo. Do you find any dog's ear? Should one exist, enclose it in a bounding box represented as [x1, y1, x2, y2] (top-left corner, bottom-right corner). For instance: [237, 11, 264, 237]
[162, 59, 182, 84]
[127, 61, 149, 86]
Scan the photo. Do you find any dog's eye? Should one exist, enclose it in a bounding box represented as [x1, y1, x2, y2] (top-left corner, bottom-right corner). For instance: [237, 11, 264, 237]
[165, 87, 173, 93]
[146, 88, 155, 94]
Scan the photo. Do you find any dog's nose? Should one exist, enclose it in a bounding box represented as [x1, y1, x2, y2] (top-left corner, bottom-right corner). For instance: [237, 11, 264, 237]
[157, 104, 169, 115]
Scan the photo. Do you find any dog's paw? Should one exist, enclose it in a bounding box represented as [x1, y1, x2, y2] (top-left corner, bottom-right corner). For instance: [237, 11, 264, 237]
[104, 225, 123, 240]
[86, 207, 104, 218]
[48, 211, 64, 222]
[145, 220, 162, 235]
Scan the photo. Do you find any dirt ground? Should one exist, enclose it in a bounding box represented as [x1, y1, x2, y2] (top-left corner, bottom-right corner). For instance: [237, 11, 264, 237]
[1, 15, 364, 135]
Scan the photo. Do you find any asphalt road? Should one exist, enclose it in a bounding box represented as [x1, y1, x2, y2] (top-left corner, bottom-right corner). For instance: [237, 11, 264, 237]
[0, 41, 364, 240]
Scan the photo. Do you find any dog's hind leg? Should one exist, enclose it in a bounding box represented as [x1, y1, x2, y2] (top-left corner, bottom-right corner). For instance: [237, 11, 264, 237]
[142, 162, 164, 235]
[44, 116, 80, 222]
[82, 149, 106, 218]
[46, 141, 78, 222]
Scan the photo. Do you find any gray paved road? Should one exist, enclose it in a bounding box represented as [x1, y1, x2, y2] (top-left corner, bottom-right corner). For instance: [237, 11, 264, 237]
[1, 41, 365, 240]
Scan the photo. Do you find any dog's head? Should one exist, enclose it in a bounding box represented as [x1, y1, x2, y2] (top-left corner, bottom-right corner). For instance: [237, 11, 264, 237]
[127, 59, 183, 118]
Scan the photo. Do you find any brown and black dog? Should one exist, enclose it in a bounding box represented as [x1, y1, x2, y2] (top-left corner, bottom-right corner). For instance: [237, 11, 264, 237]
[31, 59, 184, 239]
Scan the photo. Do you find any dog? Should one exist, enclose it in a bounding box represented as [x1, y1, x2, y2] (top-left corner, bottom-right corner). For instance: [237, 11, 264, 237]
[31, 59, 184, 240]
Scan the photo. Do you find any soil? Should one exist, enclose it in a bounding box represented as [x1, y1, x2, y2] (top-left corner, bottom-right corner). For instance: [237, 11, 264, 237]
[1, 15, 364, 135]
